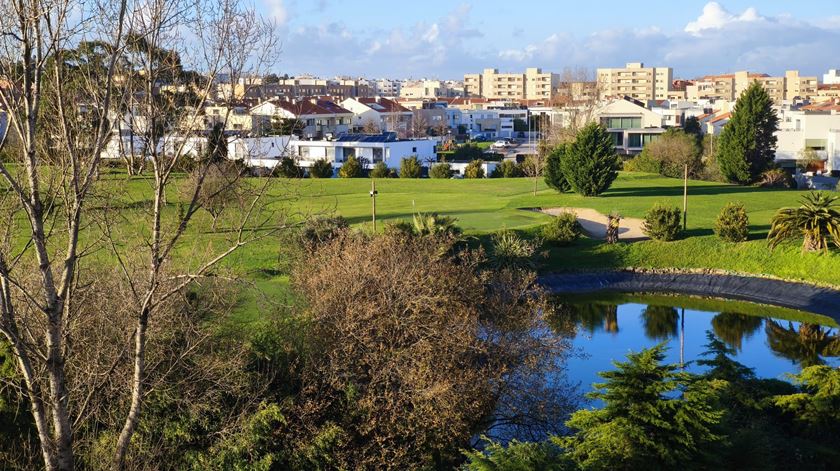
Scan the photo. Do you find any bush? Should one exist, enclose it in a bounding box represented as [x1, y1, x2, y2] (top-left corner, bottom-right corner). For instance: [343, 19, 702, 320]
[757, 168, 795, 189]
[369, 161, 392, 178]
[624, 152, 662, 174]
[490, 160, 524, 178]
[714, 202, 750, 242]
[488, 230, 539, 270]
[768, 191, 840, 252]
[273, 157, 304, 178]
[383, 220, 415, 238]
[560, 123, 621, 196]
[451, 143, 484, 161]
[338, 155, 362, 178]
[544, 144, 570, 193]
[399, 156, 422, 178]
[642, 204, 683, 241]
[429, 163, 453, 179]
[464, 160, 485, 179]
[300, 215, 349, 249]
[542, 211, 582, 246]
[308, 159, 334, 178]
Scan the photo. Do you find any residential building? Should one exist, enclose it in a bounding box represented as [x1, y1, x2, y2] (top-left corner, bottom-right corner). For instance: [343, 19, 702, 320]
[204, 104, 256, 134]
[776, 102, 840, 173]
[227, 135, 293, 165]
[823, 69, 840, 85]
[464, 68, 560, 100]
[373, 78, 402, 97]
[596, 62, 674, 101]
[815, 85, 840, 102]
[688, 70, 817, 103]
[340, 97, 413, 136]
[244, 77, 371, 100]
[289, 133, 437, 171]
[399, 80, 462, 99]
[250, 98, 353, 138]
[595, 97, 666, 155]
[649, 100, 709, 128]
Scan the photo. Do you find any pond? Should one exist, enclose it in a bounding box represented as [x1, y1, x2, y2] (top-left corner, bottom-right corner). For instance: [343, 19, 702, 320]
[555, 293, 840, 394]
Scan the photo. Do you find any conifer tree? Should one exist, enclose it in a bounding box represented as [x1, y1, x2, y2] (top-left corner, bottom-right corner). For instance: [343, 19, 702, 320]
[560, 123, 620, 196]
[716, 82, 779, 184]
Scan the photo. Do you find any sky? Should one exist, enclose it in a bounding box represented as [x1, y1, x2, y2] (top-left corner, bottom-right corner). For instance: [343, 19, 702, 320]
[257, 0, 840, 80]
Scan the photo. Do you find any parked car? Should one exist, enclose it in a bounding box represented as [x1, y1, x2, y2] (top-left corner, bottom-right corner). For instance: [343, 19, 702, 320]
[492, 140, 509, 149]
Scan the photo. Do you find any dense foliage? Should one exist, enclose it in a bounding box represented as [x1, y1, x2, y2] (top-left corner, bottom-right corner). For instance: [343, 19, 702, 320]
[451, 143, 485, 161]
[642, 204, 683, 241]
[544, 144, 570, 192]
[542, 211, 582, 246]
[626, 129, 702, 179]
[714, 202, 750, 242]
[560, 123, 621, 196]
[308, 158, 334, 178]
[768, 191, 840, 252]
[369, 161, 393, 178]
[490, 160, 525, 178]
[758, 168, 795, 189]
[338, 155, 362, 178]
[429, 162, 453, 179]
[464, 159, 486, 179]
[399, 155, 422, 178]
[273, 157, 304, 178]
[716, 82, 780, 184]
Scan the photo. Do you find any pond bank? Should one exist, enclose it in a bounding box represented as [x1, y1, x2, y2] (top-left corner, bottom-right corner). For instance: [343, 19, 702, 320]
[539, 269, 840, 321]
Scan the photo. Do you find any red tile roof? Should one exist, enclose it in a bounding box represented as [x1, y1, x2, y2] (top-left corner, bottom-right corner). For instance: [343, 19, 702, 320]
[267, 98, 352, 116]
[709, 112, 731, 124]
[357, 97, 410, 113]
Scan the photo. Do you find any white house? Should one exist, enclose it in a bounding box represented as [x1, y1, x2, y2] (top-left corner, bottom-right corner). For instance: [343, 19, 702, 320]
[776, 102, 840, 173]
[288, 133, 436, 171]
[227, 136, 293, 167]
[250, 98, 353, 138]
[595, 97, 666, 155]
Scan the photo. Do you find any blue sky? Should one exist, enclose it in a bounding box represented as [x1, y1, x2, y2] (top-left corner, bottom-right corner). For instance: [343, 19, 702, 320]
[258, 1, 840, 79]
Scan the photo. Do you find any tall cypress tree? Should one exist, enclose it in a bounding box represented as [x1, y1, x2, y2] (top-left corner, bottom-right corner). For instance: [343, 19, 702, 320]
[716, 82, 779, 184]
[544, 143, 570, 192]
[560, 122, 620, 196]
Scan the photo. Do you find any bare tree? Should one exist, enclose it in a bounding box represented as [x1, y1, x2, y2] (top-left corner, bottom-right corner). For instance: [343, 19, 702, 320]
[362, 119, 381, 134]
[410, 112, 428, 138]
[0, 0, 280, 470]
[543, 67, 602, 147]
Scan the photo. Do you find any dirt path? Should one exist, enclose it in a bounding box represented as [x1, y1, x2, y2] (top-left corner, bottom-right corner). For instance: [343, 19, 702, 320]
[540, 207, 648, 241]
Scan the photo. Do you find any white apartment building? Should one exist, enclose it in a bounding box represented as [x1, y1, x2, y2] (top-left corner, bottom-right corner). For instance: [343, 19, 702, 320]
[776, 102, 840, 173]
[464, 68, 560, 100]
[688, 71, 817, 103]
[373, 79, 402, 97]
[399, 80, 462, 99]
[823, 69, 840, 85]
[596, 62, 674, 101]
[250, 98, 353, 138]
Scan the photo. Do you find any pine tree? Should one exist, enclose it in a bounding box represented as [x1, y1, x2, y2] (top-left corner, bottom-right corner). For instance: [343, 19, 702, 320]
[560, 123, 620, 196]
[716, 82, 779, 184]
[338, 155, 362, 178]
[559, 344, 724, 470]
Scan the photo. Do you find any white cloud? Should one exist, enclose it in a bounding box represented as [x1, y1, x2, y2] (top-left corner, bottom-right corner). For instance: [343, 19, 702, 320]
[263, 0, 289, 26]
[423, 23, 440, 43]
[685, 2, 763, 35]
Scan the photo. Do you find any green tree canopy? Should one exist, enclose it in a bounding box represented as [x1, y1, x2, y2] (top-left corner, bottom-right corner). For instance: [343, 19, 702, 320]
[716, 82, 779, 183]
[560, 123, 620, 196]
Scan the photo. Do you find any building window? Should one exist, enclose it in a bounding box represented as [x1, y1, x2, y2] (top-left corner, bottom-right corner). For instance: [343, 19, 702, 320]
[372, 148, 383, 162]
[629, 133, 660, 148]
[610, 132, 624, 147]
[603, 117, 642, 129]
[412, 147, 417, 153]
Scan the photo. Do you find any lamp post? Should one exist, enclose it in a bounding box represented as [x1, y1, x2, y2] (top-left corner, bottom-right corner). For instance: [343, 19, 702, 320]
[370, 179, 378, 232]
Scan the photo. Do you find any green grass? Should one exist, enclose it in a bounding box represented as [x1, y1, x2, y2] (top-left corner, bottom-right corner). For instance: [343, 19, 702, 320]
[27, 170, 836, 333]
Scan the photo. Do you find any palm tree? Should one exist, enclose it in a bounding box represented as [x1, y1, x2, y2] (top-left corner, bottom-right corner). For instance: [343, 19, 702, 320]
[768, 192, 840, 252]
[765, 321, 840, 367]
[411, 212, 461, 237]
[641, 305, 679, 340]
[711, 313, 763, 352]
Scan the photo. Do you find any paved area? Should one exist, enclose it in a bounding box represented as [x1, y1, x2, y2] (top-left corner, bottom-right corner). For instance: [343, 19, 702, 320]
[541, 207, 648, 241]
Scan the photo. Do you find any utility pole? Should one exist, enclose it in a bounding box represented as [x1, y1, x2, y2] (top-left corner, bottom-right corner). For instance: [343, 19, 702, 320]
[370, 179, 378, 232]
[683, 164, 688, 231]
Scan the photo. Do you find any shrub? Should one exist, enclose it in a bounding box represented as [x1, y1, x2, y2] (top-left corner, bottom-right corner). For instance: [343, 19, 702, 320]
[542, 211, 582, 246]
[308, 159, 334, 178]
[544, 144, 570, 193]
[399, 156, 422, 178]
[642, 204, 683, 241]
[369, 161, 392, 178]
[768, 191, 840, 252]
[757, 168, 794, 189]
[714, 202, 750, 242]
[637, 129, 703, 178]
[560, 123, 621, 196]
[338, 155, 362, 178]
[490, 160, 524, 178]
[451, 143, 484, 161]
[412, 212, 461, 237]
[300, 215, 349, 249]
[624, 151, 662, 174]
[383, 220, 415, 237]
[489, 230, 539, 270]
[464, 160, 485, 179]
[429, 163, 453, 179]
[273, 157, 303, 178]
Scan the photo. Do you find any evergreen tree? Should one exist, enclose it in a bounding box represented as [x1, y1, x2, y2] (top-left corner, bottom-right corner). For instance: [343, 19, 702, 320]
[560, 123, 620, 196]
[338, 155, 362, 178]
[308, 159, 334, 178]
[399, 156, 422, 178]
[544, 143, 570, 192]
[559, 344, 724, 470]
[716, 82, 779, 184]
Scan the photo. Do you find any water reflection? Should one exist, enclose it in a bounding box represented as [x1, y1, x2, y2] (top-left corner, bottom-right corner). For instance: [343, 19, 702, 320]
[765, 321, 840, 367]
[711, 313, 763, 352]
[555, 296, 840, 391]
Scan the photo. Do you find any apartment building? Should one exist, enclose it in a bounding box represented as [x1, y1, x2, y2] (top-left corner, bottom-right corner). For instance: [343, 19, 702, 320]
[823, 69, 840, 85]
[400, 80, 461, 99]
[595, 97, 666, 155]
[687, 71, 817, 103]
[463, 68, 560, 100]
[776, 102, 840, 173]
[596, 62, 674, 101]
[373, 79, 402, 97]
[250, 98, 353, 138]
[340, 97, 414, 135]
